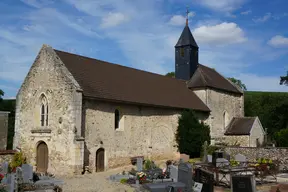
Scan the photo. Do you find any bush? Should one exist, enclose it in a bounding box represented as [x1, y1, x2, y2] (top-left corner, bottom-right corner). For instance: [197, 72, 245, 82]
[120, 178, 128, 184]
[175, 109, 210, 158]
[9, 152, 26, 171]
[275, 128, 288, 147]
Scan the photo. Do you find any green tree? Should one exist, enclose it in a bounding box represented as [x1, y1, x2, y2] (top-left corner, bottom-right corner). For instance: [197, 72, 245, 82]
[165, 72, 175, 78]
[175, 109, 210, 158]
[227, 77, 247, 91]
[280, 71, 288, 85]
[275, 128, 288, 147]
[0, 89, 4, 102]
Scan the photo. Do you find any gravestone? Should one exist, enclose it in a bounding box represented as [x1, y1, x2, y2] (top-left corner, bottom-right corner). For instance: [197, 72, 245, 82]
[177, 162, 193, 192]
[136, 157, 143, 172]
[9, 173, 15, 192]
[193, 182, 203, 192]
[202, 141, 208, 163]
[231, 175, 256, 192]
[0, 162, 9, 175]
[235, 154, 247, 167]
[235, 154, 247, 163]
[169, 165, 178, 182]
[216, 158, 230, 167]
[180, 154, 190, 163]
[194, 168, 214, 192]
[22, 164, 33, 183]
[207, 155, 212, 163]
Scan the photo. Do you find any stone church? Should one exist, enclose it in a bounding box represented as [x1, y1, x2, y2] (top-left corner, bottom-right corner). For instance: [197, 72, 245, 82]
[13, 18, 265, 175]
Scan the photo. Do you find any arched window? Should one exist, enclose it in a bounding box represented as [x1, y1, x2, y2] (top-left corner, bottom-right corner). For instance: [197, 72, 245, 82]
[115, 109, 120, 130]
[40, 95, 49, 127]
[223, 111, 229, 129]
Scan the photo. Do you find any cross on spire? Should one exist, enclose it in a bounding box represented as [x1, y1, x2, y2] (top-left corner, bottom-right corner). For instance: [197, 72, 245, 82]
[186, 6, 189, 26]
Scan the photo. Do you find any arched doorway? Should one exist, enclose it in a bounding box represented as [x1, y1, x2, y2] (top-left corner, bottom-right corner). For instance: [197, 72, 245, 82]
[95, 148, 105, 172]
[36, 141, 48, 173]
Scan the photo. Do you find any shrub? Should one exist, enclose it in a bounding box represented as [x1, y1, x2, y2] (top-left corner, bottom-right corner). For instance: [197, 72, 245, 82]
[120, 178, 128, 184]
[9, 152, 26, 171]
[175, 109, 210, 158]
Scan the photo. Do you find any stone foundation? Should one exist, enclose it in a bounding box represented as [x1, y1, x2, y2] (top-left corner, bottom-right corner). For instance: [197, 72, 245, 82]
[0, 150, 16, 163]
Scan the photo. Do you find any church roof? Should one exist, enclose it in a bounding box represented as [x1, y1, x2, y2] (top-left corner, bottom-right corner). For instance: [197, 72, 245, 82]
[175, 25, 198, 48]
[54, 49, 210, 112]
[187, 64, 243, 94]
[224, 117, 256, 135]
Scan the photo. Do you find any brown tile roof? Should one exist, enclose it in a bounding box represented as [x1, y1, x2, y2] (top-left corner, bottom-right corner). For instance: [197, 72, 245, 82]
[54, 49, 210, 112]
[224, 117, 256, 135]
[187, 64, 243, 94]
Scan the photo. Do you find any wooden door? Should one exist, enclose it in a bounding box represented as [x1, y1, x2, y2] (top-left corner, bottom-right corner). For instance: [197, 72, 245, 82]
[96, 148, 105, 172]
[36, 142, 48, 173]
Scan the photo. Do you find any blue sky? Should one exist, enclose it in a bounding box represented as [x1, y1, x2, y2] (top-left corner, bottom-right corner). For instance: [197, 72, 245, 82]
[0, 0, 288, 99]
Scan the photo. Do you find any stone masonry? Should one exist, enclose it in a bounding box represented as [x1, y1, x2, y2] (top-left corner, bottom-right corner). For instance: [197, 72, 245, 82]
[14, 45, 247, 175]
[0, 111, 10, 150]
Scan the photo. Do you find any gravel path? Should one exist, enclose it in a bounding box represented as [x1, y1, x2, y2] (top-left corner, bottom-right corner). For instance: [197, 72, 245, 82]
[57, 165, 138, 192]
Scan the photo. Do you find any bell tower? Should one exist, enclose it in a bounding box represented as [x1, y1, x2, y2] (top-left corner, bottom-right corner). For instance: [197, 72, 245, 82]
[175, 7, 199, 81]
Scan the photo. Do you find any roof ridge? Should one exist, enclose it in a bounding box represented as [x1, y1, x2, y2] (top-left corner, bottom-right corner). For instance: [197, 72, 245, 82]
[197, 65, 208, 86]
[54, 49, 186, 83]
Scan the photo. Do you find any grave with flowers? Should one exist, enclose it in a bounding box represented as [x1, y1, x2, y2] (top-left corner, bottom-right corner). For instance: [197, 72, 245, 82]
[0, 152, 64, 192]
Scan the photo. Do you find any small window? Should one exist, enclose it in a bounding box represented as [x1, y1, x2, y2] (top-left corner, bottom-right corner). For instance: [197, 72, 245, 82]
[115, 109, 120, 130]
[40, 94, 49, 127]
[180, 48, 184, 57]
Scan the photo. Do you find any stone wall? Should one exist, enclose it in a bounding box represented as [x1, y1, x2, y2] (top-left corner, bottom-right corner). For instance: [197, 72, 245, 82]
[249, 117, 265, 147]
[0, 150, 16, 163]
[83, 99, 183, 172]
[224, 147, 288, 167]
[223, 135, 250, 147]
[0, 112, 10, 150]
[13, 45, 83, 176]
[193, 88, 244, 143]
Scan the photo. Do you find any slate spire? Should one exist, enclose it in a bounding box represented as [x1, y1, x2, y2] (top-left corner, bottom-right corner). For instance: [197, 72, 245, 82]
[174, 6, 199, 81]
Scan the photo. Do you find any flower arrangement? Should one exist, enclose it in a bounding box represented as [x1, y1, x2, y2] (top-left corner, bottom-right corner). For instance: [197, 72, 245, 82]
[136, 172, 147, 184]
[230, 160, 240, 167]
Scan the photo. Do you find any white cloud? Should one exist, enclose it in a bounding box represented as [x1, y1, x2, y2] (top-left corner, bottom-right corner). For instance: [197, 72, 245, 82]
[268, 35, 288, 48]
[193, 22, 247, 45]
[241, 10, 252, 15]
[20, 0, 54, 8]
[100, 12, 129, 28]
[253, 13, 271, 23]
[169, 12, 196, 26]
[196, 0, 246, 12]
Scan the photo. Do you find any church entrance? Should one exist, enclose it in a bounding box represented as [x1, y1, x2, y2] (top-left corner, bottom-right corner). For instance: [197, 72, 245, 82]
[95, 148, 105, 172]
[36, 141, 48, 173]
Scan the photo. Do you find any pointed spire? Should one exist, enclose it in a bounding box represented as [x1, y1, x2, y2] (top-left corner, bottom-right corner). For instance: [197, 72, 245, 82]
[186, 6, 189, 26]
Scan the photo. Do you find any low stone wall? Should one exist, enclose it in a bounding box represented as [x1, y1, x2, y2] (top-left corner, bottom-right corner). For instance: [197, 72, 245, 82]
[0, 150, 16, 163]
[224, 147, 288, 169]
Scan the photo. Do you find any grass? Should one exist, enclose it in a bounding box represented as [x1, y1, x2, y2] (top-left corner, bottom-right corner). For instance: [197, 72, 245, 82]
[188, 158, 201, 164]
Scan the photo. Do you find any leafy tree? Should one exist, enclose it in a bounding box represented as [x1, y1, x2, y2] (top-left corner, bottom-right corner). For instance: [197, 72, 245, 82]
[0, 99, 16, 149]
[165, 72, 175, 78]
[280, 71, 288, 85]
[275, 128, 288, 147]
[227, 77, 247, 91]
[0, 89, 4, 102]
[175, 109, 210, 158]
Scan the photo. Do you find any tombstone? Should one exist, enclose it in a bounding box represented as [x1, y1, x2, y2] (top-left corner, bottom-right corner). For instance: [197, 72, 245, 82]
[231, 175, 256, 192]
[216, 158, 230, 167]
[180, 154, 190, 163]
[235, 154, 247, 163]
[207, 155, 212, 163]
[178, 162, 193, 192]
[136, 157, 143, 172]
[202, 141, 208, 163]
[22, 164, 33, 183]
[193, 182, 203, 192]
[235, 154, 247, 167]
[169, 165, 178, 182]
[0, 162, 9, 175]
[9, 173, 15, 192]
[194, 168, 214, 192]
